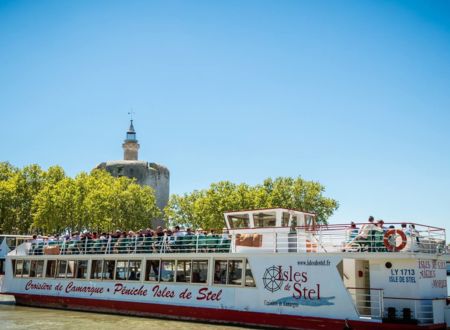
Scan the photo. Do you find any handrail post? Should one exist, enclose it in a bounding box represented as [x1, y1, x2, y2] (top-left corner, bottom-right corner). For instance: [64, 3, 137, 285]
[380, 289, 384, 318]
[319, 226, 322, 252]
[105, 237, 111, 255]
[273, 232, 276, 253]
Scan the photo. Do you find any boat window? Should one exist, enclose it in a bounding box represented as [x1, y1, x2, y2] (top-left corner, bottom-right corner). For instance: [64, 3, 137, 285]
[227, 260, 243, 285]
[245, 259, 256, 287]
[74, 260, 88, 279]
[176, 260, 191, 283]
[290, 215, 297, 232]
[305, 214, 315, 227]
[145, 260, 160, 282]
[66, 260, 76, 278]
[91, 260, 103, 279]
[160, 260, 175, 282]
[213, 260, 227, 284]
[35, 260, 45, 278]
[102, 260, 115, 280]
[227, 214, 249, 229]
[192, 260, 208, 284]
[22, 260, 31, 278]
[0, 237, 4, 245]
[46, 260, 57, 278]
[57, 260, 68, 278]
[282, 212, 290, 227]
[6, 237, 16, 249]
[29, 260, 37, 278]
[128, 260, 141, 281]
[14, 259, 23, 277]
[253, 212, 276, 228]
[115, 260, 128, 280]
[17, 238, 27, 246]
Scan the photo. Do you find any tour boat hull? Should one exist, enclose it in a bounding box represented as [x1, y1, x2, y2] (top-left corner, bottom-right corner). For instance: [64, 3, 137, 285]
[11, 293, 446, 330]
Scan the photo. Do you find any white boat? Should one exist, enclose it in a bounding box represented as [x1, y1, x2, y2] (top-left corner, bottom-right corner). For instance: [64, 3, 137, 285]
[1, 208, 448, 329]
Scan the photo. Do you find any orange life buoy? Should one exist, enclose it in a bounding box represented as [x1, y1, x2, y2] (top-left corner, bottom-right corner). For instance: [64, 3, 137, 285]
[383, 229, 407, 251]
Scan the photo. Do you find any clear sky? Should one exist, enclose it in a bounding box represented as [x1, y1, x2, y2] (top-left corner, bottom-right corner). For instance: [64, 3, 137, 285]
[1, 1, 449, 235]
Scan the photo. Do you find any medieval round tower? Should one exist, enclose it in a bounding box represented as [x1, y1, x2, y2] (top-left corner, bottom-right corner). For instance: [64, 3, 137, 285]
[96, 120, 170, 227]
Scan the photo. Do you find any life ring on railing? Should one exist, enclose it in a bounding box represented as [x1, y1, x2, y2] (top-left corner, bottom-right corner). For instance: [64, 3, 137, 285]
[383, 229, 407, 251]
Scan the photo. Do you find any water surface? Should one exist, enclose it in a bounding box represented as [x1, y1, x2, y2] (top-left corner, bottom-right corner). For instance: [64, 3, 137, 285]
[0, 303, 248, 330]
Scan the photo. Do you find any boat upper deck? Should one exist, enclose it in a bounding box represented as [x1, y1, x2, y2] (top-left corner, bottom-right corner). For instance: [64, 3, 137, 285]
[9, 209, 447, 257]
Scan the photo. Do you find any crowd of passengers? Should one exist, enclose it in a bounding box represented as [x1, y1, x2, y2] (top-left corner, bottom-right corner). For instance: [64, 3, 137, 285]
[29, 226, 231, 255]
[345, 216, 420, 251]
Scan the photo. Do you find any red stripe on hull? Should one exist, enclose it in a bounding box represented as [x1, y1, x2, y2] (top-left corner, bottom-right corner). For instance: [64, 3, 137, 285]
[10, 293, 446, 330]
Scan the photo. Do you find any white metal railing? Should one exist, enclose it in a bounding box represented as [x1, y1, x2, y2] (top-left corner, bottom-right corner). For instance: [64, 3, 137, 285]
[297, 223, 446, 254]
[383, 297, 444, 324]
[346, 287, 383, 319]
[23, 235, 232, 256]
[230, 222, 445, 255]
[14, 222, 446, 257]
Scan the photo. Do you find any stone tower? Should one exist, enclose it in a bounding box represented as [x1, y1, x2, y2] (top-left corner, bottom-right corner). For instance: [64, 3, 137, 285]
[96, 120, 170, 227]
[122, 120, 140, 160]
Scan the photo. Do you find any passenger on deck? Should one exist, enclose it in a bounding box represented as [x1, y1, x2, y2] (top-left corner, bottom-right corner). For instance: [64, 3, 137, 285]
[407, 224, 420, 251]
[156, 226, 164, 238]
[173, 225, 184, 239]
[376, 220, 386, 232]
[346, 222, 359, 243]
[356, 216, 376, 240]
[346, 216, 377, 251]
[408, 224, 419, 237]
[401, 223, 407, 232]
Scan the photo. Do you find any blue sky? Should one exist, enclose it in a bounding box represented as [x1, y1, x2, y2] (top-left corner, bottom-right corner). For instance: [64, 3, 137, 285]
[0, 1, 449, 235]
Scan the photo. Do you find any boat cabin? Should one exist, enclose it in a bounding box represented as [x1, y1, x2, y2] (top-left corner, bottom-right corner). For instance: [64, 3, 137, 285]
[224, 208, 316, 253]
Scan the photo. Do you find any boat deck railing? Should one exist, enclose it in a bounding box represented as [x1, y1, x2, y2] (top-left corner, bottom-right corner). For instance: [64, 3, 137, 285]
[346, 287, 444, 324]
[12, 222, 446, 257]
[23, 234, 232, 256]
[382, 296, 445, 325]
[346, 287, 383, 319]
[264, 222, 446, 254]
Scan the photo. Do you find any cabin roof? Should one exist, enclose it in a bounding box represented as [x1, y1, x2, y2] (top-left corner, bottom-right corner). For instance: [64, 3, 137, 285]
[223, 207, 316, 216]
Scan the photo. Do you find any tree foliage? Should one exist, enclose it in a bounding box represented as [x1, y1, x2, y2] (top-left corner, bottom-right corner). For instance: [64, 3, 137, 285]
[0, 163, 45, 233]
[0, 162, 160, 234]
[164, 177, 339, 229]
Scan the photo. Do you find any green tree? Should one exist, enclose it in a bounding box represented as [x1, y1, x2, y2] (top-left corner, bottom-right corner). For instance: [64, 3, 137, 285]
[165, 176, 338, 229]
[0, 178, 16, 234]
[32, 169, 161, 234]
[0, 162, 18, 181]
[0, 164, 45, 234]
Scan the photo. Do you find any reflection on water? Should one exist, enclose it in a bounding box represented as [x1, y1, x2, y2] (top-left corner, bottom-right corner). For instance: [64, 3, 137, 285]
[0, 304, 248, 330]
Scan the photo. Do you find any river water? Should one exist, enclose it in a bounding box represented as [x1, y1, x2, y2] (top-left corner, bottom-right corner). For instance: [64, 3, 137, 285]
[0, 300, 247, 330]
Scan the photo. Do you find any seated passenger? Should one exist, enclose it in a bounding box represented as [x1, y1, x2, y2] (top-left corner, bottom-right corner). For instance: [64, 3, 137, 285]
[376, 220, 386, 232]
[346, 222, 359, 243]
[355, 216, 376, 242]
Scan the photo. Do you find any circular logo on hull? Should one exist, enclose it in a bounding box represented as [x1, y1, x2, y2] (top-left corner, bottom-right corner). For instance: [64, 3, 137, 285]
[263, 266, 283, 292]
